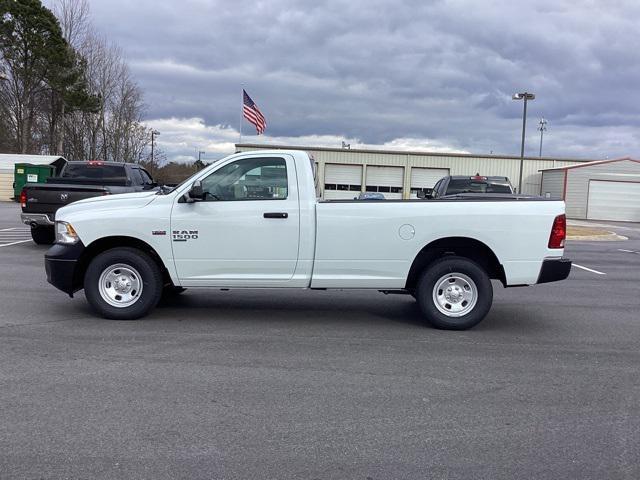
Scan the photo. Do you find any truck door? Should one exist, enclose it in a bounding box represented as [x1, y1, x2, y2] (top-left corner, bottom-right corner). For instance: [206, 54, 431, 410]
[170, 155, 300, 286]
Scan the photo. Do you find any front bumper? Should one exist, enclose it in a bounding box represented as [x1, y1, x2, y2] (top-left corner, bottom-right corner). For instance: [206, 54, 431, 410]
[537, 257, 572, 284]
[21, 213, 54, 226]
[44, 242, 85, 296]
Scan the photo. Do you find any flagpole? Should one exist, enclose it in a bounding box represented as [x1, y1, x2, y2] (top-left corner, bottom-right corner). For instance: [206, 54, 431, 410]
[238, 88, 243, 149]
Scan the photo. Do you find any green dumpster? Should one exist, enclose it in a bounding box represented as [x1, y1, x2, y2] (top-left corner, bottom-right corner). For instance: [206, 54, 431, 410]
[13, 163, 55, 199]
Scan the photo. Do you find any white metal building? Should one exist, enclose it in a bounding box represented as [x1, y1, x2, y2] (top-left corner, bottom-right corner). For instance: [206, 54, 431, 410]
[237, 143, 593, 200]
[540, 158, 640, 222]
[0, 154, 66, 201]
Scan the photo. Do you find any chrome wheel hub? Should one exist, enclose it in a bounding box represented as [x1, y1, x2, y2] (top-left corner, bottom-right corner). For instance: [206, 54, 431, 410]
[432, 272, 477, 317]
[98, 264, 143, 308]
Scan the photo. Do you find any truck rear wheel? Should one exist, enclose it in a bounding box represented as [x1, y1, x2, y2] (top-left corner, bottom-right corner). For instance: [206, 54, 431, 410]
[415, 256, 493, 330]
[30, 226, 55, 245]
[84, 248, 163, 320]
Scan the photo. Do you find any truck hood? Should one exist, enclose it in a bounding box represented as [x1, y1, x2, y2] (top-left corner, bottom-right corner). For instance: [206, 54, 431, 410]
[56, 191, 159, 217]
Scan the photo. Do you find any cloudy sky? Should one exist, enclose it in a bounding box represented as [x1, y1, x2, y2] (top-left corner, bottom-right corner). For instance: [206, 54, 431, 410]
[75, 0, 640, 162]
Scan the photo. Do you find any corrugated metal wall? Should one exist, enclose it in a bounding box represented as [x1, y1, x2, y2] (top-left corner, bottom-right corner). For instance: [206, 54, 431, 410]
[0, 172, 14, 201]
[237, 144, 590, 198]
[540, 170, 565, 199]
[565, 160, 640, 219]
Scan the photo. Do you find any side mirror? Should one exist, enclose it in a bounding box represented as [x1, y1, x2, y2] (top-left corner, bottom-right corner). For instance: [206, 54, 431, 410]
[186, 180, 204, 202]
[417, 188, 434, 199]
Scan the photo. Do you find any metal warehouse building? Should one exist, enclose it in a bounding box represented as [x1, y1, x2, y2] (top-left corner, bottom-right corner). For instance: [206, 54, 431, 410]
[237, 143, 594, 200]
[0, 154, 66, 201]
[540, 158, 640, 222]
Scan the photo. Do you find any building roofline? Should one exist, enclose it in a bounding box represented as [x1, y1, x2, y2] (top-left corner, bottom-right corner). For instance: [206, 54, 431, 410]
[539, 157, 640, 172]
[0, 153, 66, 160]
[236, 143, 599, 163]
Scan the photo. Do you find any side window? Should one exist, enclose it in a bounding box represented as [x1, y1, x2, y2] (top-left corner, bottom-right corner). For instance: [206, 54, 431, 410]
[200, 157, 288, 201]
[139, 168, 153, 184]
[130, 167, 144, 185]
[432, 179, 442, 198]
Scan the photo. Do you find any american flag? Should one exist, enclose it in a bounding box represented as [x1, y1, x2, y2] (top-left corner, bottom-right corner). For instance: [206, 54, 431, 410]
[243, 89, 267, 134]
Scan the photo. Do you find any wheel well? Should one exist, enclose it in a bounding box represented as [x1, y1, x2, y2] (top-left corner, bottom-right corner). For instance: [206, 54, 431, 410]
[405, 237, 506, 290]
[74, 236, 172, 290]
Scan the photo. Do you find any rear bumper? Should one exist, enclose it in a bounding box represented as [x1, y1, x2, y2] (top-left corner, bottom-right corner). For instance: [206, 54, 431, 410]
[44, 242, 85, 296]
[537, 258, 572, 284]
[21, 213, 54, 226]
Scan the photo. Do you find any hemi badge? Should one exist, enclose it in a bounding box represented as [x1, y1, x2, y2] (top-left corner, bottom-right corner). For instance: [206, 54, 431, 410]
[152, 230, 167, 236]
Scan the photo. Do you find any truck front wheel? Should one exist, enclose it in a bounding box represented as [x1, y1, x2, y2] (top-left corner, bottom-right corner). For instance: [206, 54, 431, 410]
[30, 226, 55, 245]
[416, 256, 493, 330]
[84, 248, 163, 320]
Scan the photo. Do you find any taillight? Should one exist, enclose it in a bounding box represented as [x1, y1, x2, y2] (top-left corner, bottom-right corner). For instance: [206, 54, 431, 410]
[548, 214, 566, 249]
[20, 189, 27, 208]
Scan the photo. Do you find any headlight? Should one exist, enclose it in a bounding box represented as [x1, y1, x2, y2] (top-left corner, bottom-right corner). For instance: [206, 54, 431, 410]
[55, 221, 79, 244]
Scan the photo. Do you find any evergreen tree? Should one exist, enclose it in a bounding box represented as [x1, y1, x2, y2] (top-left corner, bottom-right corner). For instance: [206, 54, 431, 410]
[0, 0, 96, 153]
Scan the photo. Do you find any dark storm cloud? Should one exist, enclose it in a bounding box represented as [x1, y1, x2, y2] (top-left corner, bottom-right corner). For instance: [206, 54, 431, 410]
[83, 0, 640, 159]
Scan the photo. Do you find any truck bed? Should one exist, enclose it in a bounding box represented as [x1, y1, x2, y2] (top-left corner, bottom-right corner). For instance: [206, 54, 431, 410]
[22, 183, 109, 217]
[312, 198, 565, 288]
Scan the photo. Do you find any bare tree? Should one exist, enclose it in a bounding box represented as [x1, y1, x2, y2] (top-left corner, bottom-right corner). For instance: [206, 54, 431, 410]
[52, 0, 90, 51]
[55, 4, 149, 162]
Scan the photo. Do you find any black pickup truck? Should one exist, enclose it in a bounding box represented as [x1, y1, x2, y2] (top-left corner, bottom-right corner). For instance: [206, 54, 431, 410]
[20, 161, 157, 244]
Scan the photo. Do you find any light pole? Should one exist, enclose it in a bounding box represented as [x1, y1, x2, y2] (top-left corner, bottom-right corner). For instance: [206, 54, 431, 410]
[151, 129, 160, 163]
[198, 150, 205, 162]
[538, 118, 547, 157]
[512, 92, 535, 193]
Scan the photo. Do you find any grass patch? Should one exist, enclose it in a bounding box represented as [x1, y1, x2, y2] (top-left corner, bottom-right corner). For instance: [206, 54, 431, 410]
[567, 226, 611, 237]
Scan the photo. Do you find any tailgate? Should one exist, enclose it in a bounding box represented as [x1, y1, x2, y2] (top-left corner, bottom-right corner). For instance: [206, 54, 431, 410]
[23, 184, 107, 215]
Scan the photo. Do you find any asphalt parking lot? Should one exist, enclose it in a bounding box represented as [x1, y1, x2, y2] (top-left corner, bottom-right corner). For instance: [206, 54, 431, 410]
[1, 202, 639, 480]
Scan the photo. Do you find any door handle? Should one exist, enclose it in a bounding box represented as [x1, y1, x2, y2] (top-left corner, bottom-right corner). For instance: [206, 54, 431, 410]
[263, 212, 288, 219]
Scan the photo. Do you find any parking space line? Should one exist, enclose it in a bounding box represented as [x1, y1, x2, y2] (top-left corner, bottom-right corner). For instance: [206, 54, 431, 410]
[0, 239, 32, 248]
[573, 263, 606, 275]
[618, 249, 638, 254]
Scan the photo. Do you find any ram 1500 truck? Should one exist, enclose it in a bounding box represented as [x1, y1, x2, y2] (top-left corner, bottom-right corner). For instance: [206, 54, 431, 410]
[44, 150, 571, 330]
[21, 161, 157, 244]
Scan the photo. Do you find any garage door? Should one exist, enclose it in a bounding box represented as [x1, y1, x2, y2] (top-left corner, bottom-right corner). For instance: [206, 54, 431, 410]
[366, 166, 404, 199]
[0, 172, 13, 201]
[324, 164, 362, 200]
[410, 167, 449, 198]
[587, 180, 640, 222]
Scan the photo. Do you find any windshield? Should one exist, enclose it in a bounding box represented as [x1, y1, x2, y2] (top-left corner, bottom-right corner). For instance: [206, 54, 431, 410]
[161, 158, 225, 194]
[62, 163, 127, 182]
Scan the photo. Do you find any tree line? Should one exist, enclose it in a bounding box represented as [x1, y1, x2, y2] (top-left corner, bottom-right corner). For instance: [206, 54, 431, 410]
[0, 0, 151, 162]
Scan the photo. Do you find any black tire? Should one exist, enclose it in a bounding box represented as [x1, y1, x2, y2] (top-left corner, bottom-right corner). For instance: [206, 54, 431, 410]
[31, 226, 55, 245]
[83, 247, 163, 320]
[415, 256, 493, 330]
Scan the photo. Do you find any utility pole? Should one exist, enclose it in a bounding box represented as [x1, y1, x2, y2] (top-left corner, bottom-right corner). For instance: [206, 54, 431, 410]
[198, 151, 205, 162]
[538, 118, 547, 157]
[512, 92, 535, 193]
[151, 130, 160, 163]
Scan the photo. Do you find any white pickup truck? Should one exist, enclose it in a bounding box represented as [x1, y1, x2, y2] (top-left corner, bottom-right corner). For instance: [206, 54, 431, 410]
[45, 149, 571, 329]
